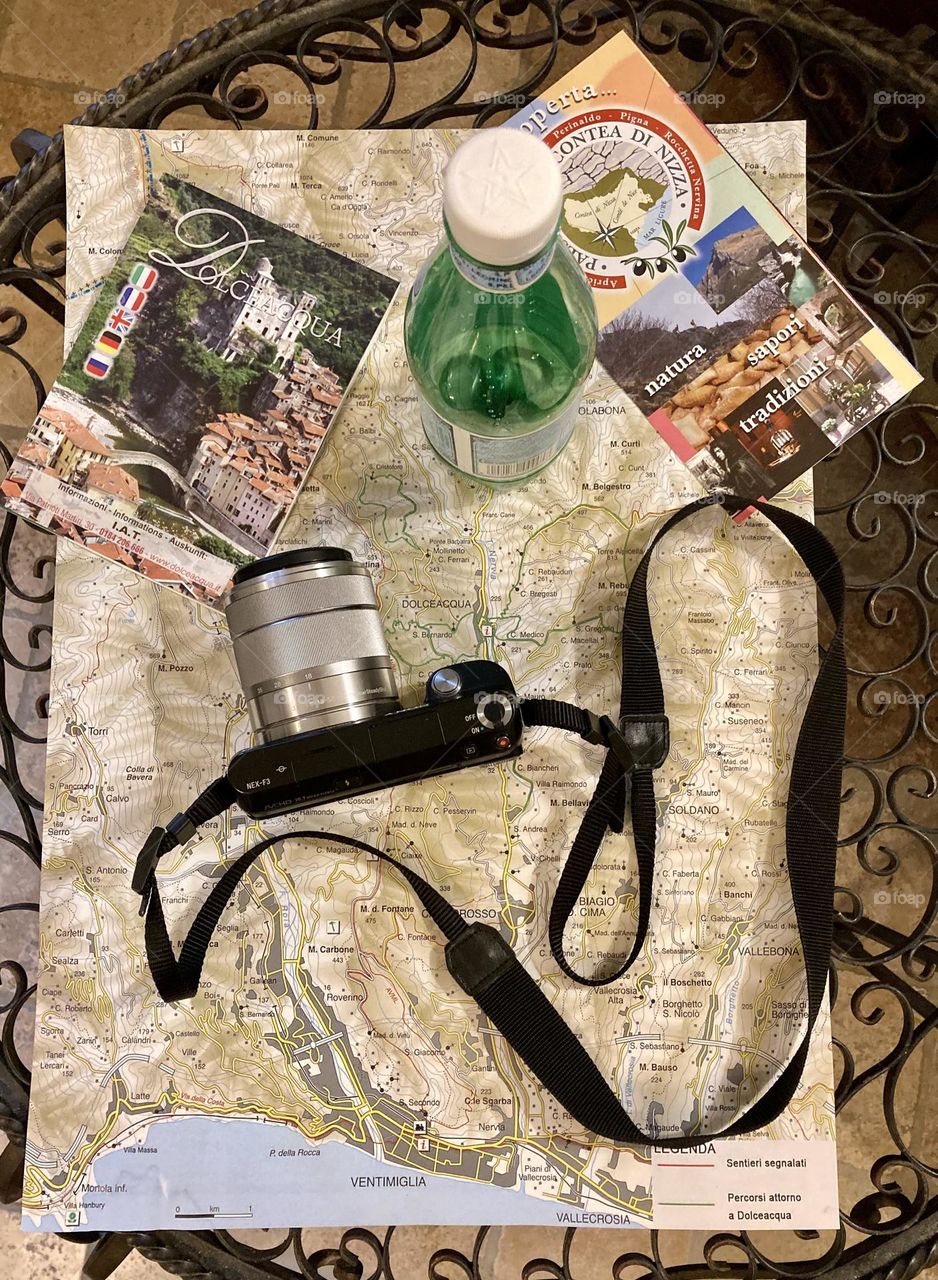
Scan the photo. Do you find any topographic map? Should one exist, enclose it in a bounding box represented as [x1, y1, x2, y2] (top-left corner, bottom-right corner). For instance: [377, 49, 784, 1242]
[23, 122, 837, 1232]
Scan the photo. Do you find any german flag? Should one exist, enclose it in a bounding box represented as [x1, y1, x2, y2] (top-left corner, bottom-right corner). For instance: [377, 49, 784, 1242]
[96, 329, 122, 355]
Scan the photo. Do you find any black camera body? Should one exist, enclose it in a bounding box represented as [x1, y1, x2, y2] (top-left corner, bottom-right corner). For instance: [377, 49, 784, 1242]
[227, 660, 522, 819]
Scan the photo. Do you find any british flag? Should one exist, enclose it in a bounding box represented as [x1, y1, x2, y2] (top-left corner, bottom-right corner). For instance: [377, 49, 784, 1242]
[107, 306, 137, 335]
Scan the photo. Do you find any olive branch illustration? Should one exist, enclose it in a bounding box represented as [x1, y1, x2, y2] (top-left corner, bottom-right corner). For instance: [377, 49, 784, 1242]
[622, 219, 697, 277]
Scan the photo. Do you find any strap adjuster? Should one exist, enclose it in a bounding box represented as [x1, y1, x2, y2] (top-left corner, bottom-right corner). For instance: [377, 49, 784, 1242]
[167, 812, 199, 845]
[584, 712, 670, 772]
[132, 827, 168, 913]
[132, 812, 203, 915]
[445, 924, 517, 998]
[617, 713, 670, 770]
[581, 709, 605, 746]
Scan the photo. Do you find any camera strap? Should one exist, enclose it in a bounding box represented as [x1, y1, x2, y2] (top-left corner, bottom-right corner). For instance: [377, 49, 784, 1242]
[132, 495, 845, 1145]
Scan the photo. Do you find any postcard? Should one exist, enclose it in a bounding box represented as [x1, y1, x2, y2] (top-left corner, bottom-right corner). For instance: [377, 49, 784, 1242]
[2, 175, 399, 605]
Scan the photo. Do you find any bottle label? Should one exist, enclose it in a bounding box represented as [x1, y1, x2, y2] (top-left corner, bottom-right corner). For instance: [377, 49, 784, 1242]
[449, 242, 554, 293]
[410, 254, 431, 300]
[420, 396, 581, 482]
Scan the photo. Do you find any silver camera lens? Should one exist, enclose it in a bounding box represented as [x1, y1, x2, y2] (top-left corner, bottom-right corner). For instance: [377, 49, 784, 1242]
[225, 548, 400, 743]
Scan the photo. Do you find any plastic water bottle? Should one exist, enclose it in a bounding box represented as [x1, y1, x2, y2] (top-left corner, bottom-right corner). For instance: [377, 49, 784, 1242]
[404, 130, 597, 485]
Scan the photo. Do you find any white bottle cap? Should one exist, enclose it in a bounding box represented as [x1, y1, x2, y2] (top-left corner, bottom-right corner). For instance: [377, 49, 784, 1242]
[442, 130, 563, 267]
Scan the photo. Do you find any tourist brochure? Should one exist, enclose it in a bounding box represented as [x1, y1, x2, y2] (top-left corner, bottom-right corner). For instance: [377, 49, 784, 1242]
[508, 33, 921, 499]
[2, 175, 399, 606]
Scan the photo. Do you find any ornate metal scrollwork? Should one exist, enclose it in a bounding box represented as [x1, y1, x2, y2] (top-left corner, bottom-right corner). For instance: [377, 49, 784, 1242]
[1, 1, 936, 1276]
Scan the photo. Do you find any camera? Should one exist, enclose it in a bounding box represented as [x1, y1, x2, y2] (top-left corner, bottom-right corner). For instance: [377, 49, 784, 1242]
[223, 547, 523, 818]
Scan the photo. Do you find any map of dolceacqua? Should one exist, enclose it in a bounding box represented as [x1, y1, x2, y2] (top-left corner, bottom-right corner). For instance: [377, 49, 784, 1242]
[22, 123, 836, 1232]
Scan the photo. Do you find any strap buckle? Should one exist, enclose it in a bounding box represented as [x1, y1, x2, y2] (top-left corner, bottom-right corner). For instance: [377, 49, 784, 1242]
[167, 812, 199, 846]
[584, 712, 670, 772]
[445, 923, 517, 998]
[132, 812, 201, 915]
[132, 827, 168, 913]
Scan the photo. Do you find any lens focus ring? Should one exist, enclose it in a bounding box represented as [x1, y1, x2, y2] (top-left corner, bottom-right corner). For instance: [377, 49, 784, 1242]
[227, 575, 386, 695]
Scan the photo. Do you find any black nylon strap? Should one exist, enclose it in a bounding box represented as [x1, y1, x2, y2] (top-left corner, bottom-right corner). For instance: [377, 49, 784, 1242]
[515, 698, 593, 737]
[522, 494, 845, 999]
[143, 823, 468, 1002]
[565, 492, 844, 1138]
[134, 495, 845, 1143]
[470, 495, 844, 1139]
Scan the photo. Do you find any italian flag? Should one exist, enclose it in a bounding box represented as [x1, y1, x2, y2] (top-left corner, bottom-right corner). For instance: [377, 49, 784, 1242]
[129, 262, 159, 290]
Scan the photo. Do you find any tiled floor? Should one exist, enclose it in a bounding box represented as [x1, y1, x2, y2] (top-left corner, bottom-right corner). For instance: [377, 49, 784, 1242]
[1, 1, 936, 1277]
[0, 0, 186, 163]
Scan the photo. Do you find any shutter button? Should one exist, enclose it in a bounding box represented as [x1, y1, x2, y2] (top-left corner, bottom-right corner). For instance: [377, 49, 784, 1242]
[430, 667, 462, 698]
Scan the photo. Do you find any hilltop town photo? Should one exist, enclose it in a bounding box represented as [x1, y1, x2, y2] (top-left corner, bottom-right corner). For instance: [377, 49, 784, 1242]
[1, 174, 398, 605]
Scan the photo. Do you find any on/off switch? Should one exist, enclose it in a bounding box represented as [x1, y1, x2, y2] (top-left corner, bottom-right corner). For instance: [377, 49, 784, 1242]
[476, 693, 514, 730]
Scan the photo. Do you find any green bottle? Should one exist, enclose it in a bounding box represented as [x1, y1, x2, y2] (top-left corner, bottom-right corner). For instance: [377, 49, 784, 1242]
[404, 130, 597, 485]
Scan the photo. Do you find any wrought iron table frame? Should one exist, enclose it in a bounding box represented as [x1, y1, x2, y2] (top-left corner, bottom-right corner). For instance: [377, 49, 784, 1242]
[0, 2, 936, 1277]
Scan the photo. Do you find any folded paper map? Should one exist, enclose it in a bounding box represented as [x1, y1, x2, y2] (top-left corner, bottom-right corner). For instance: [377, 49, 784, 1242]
[509, 33, 921, 498]
[21, 122, 839, 1235]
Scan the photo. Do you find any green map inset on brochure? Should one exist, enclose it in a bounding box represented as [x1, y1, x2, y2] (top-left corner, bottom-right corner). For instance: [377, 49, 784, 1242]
[562, 165, 668, 256]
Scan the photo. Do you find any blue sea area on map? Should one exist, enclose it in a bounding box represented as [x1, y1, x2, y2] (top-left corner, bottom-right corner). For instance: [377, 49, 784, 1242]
[26, 1115, 638, 1231]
